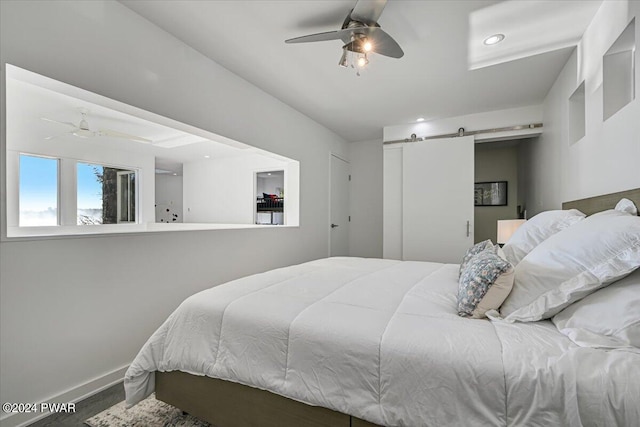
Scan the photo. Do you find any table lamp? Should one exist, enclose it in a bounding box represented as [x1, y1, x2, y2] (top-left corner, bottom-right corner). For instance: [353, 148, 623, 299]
[497, 219, 526, 246]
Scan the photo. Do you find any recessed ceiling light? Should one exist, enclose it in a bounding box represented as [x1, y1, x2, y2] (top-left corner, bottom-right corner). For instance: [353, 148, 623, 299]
[204, 155, 210, 158]
[416, 117, 425, 122]
[483, 34, 505, 46]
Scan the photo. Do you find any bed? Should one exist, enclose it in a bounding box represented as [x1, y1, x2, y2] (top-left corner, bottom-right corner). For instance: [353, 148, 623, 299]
[124, 188, 640, 427]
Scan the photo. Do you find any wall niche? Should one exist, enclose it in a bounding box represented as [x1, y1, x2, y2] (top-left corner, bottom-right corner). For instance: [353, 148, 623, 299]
[603, 18, 635, 121]
[569, 81, 586, 144]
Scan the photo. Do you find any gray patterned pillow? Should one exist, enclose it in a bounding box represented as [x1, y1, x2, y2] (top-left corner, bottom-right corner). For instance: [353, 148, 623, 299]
[458, 250, 514, 318]
[459, 239, 495, 278]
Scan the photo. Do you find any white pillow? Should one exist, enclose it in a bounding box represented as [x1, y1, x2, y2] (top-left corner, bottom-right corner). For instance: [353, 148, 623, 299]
[552, 268, 640, 350]
[502, 209, 585, 266]
[615, 198, 638, 216]
[500, 209, 640, 321]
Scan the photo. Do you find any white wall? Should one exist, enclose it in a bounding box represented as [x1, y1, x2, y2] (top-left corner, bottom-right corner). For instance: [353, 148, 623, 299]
[382, 145, 403, 260]
[522, 0, 640, 215]
[348, 140, 383, 258]
[155, 175, 183, 223]
[257, 176, 284, 197]
[0, 2, 347, 426]
[183, 154, 288, 224]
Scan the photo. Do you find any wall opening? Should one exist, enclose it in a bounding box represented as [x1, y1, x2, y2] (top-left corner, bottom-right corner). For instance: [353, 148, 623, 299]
[569, 81, 586, 144]
[474, 140, 524, 243]
[255, 170, 285, 225]
[603, 18, 636, 121]
[5, 64, 300, 238]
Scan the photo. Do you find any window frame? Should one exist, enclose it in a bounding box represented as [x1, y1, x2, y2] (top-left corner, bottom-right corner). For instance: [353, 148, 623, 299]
[116, 169, 137, 224]
[8, 152, 142, 237]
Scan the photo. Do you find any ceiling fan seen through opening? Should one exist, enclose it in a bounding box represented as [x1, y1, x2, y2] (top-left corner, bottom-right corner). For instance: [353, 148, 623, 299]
[41, 108, 152, 143]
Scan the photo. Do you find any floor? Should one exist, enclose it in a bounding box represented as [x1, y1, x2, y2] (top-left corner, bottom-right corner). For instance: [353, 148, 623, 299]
[28, 383, 125, 427]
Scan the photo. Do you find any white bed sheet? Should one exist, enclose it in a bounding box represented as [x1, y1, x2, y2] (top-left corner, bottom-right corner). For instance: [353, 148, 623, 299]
[124, 257, 640, 426]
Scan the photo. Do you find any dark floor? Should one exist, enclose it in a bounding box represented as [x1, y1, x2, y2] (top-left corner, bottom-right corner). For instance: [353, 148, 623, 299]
[28, 382, 125, 427]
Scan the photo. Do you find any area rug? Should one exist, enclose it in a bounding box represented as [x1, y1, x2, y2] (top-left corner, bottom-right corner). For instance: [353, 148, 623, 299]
[85, 394, 211, 427]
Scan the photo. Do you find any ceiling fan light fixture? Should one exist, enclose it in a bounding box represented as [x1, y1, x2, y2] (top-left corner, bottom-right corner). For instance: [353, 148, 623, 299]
[363, 39, 373, 52]
[338, 48, 348, 67]
[338, 48, 368, 75]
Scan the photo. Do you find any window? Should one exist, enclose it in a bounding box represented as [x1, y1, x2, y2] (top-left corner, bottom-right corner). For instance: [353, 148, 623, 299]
[77, 163, 137, 225]
[19, 154, 58, 226]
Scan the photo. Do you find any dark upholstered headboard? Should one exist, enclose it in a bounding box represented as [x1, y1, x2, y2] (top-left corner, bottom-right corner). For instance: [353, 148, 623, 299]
[562, 188, 640, 216]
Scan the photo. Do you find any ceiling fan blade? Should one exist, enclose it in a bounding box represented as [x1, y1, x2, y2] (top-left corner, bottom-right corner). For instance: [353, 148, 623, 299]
[41, 117, 77, 129]
[285, 30, 343, 44]
[367, 27, 404, 58]
[44, 131, 72, 140]
[350, 0, 387, 26]
[288, 27, 373, 46]
[99, 129, 152, 143]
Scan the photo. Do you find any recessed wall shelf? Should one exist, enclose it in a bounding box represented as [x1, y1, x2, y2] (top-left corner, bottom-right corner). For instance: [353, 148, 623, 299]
[569, 81, 586, 144]
[603, 18, 635, 121]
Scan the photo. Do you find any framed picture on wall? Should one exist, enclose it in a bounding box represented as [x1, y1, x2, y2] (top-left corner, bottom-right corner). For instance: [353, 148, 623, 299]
[474, 181, 507, 206]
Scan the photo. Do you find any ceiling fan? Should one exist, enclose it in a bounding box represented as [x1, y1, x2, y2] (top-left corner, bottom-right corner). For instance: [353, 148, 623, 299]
[285, 0, 403, 75]
[41, 108, 152, 143]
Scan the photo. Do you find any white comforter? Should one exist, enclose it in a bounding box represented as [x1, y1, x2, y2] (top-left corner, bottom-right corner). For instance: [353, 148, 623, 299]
[124, 257, 640, 427]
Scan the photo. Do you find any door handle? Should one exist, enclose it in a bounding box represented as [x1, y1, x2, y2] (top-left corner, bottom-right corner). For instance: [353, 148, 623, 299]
[331, 224, 339, 228]
[466, 221, 470, 237]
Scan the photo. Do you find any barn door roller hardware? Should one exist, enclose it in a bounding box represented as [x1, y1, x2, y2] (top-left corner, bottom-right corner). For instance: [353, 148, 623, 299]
[384, 123, 542, 145]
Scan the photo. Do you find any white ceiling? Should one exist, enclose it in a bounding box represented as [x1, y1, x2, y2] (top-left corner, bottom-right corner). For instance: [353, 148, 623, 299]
[120, 0, 602, 142]
[6, 70, 303, 179]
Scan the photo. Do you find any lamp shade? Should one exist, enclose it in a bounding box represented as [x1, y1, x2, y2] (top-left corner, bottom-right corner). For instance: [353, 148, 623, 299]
[497, 219, 526, 244]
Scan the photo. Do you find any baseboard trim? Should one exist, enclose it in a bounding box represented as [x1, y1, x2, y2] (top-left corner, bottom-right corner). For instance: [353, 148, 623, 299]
[0, 364, 129, 427]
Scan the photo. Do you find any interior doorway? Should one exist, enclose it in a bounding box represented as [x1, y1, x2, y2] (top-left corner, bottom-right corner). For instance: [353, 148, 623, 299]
[255, 170, 285, 225]
[474, 139, 527, 243]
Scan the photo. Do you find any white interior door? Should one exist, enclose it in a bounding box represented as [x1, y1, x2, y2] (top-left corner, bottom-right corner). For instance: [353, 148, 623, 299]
[402, 136, 474, 263]
[330, 154, 350, 257]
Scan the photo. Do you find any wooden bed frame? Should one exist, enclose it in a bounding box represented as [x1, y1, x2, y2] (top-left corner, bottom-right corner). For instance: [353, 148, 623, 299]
[155, 371, 378, 427]
[156, 187, 640, 427]
[562, 188, 640, 215]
